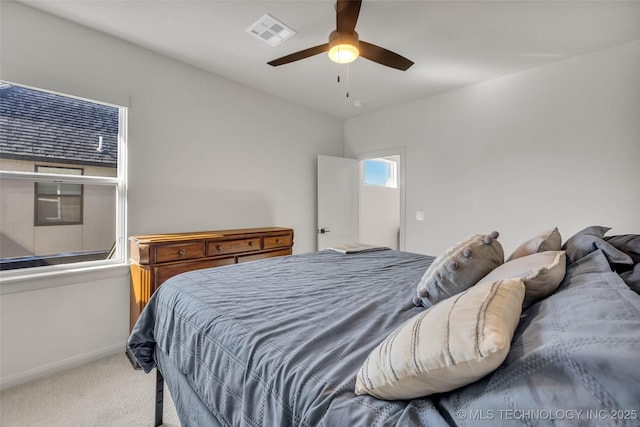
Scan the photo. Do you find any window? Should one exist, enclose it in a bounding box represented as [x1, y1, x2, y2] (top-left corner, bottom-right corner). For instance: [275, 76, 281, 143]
[0, 82, 127, 273]
[35, 166, 84, 225]
[363, 158, 397, 188]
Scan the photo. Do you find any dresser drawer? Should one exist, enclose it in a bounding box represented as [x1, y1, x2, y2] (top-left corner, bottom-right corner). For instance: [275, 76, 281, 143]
[263, 234, 292, 250]
[155, 242, 204, 263]
[207, 238, 260, 256]
[155, 257, 235, 285]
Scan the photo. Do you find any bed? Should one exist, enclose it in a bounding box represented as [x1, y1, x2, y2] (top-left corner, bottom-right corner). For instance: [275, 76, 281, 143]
[128, 227, 640, 426]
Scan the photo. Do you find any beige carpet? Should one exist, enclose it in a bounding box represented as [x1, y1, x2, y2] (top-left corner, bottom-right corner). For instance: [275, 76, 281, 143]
[0, 352, 180, 426]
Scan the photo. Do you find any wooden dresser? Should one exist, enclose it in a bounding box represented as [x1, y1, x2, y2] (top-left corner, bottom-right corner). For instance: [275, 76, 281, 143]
[129, 227, 294, 331]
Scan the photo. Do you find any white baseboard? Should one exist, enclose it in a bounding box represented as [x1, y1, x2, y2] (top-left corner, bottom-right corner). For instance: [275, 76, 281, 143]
[0, 342, 126, 391]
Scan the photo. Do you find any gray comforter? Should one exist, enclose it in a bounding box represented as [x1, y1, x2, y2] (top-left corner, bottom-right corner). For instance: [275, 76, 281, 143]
[128, 248, 640, 427]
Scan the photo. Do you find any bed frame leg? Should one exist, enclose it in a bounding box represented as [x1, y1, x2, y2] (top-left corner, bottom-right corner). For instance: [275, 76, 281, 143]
[155, 368, 164, 427]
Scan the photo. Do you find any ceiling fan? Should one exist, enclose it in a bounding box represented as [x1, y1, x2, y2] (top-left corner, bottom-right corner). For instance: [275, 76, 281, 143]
[267, 0, 414, 71]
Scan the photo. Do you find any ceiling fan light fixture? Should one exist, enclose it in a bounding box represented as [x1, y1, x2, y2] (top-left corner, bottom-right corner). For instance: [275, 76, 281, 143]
[328, 31, 359, 64]
[329, 43, 359, 64]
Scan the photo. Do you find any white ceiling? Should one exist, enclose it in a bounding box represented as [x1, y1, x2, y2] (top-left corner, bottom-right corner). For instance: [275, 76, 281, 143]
[17, 0, 640, 119]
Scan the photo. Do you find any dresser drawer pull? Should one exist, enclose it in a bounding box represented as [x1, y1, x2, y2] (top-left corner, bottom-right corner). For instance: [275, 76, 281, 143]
[216, 245, 224, 251]
[248, 241, 254, 246]
[275, 239, 280, 243]
[178, 250, 185, 256]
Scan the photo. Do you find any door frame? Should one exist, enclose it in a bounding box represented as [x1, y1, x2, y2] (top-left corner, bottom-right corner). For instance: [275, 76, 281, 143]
[354, 146, 406, 251]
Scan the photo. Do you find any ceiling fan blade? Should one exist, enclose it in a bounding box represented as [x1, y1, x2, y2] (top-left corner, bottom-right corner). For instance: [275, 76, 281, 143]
[336, 0, 362, 34]
[267, 43, 330, 66]
[359, 41, 414, 71]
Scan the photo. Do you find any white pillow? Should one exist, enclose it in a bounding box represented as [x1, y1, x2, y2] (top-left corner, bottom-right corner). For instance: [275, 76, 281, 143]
[479, 250, 566, 309]
[356, 278, 525, 400]
[507, 227, 562, 261]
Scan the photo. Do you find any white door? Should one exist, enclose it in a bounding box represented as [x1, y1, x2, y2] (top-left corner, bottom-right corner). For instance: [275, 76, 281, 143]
[317, 155, 359, 251]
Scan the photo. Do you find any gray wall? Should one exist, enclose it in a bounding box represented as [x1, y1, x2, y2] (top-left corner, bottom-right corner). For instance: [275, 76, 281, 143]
[345, 41, 640, 256]
[0, 2, 343, 389]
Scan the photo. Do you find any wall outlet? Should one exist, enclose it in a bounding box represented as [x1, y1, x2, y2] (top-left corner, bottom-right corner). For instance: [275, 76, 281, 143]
[416, 211, 425, 221]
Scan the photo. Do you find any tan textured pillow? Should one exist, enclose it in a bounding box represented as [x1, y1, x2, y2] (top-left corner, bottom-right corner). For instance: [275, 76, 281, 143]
[414, 232, 504, 307]
[479, 250, 566, 309]
[507, 227, 562, 261]
[356, 278, 525, 400]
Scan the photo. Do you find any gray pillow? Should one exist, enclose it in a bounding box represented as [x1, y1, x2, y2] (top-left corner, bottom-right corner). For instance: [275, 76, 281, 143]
[604, 234, 640, 264]
[619, 265, 640, 294]
[413, 232, 504, 307]
[562, 226, 632, 265]
[604, 234, 640, 293]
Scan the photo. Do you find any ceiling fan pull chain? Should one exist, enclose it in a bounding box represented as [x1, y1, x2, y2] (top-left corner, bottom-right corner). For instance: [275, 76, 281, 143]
[346, 64, 350, 98]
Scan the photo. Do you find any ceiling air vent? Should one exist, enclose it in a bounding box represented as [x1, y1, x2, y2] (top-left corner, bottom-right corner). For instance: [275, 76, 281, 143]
[246, 14, 296, 47]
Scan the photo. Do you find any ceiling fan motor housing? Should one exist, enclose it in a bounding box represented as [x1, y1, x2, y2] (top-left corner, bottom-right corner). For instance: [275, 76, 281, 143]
[329, 30, 359, 47]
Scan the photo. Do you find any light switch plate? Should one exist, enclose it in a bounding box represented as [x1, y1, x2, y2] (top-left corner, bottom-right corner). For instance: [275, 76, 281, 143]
[416, 211, 425, 221]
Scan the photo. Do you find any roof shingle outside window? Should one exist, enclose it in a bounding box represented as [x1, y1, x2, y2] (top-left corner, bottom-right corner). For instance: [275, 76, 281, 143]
[0, 84, 118, 167]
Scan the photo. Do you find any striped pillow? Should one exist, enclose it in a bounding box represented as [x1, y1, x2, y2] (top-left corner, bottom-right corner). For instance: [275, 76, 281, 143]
[356, 278, 525, 400]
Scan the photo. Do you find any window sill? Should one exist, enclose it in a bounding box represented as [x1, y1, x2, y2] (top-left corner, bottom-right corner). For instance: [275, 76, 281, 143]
[0, 262, 129, 294]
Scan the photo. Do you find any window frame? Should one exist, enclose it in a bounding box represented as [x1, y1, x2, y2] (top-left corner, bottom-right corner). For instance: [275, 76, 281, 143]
[0, 82, 128, 281]
[363, 158, 398, 189]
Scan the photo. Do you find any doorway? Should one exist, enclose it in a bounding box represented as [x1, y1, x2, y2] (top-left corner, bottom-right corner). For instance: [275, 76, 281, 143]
[316, 148, 405, 251]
